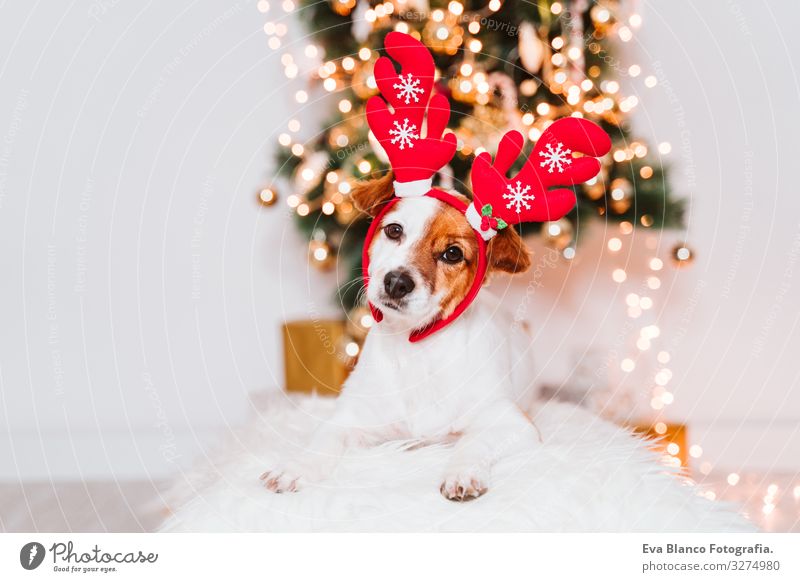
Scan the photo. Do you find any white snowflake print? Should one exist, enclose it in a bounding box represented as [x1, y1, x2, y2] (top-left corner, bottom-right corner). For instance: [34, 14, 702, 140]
[539, 141, 573, 173]
[388, 118, 419, 150]
[393, 73, 424, 105]
[503, 180, 535, 214]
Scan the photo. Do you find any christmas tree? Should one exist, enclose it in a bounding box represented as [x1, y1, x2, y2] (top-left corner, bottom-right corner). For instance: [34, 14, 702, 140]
[261, 0, 685, 330]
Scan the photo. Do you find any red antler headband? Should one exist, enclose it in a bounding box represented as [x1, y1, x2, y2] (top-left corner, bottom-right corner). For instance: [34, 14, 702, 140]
[362, 32, 612, 342]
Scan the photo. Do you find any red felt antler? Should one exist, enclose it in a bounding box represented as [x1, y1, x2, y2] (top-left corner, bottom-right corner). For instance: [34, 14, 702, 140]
[468, 117, 611, 237]
[366, 32, 456, 183]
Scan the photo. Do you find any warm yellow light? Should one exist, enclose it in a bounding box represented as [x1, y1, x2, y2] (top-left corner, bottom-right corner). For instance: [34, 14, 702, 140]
[448, 1, 463, 15]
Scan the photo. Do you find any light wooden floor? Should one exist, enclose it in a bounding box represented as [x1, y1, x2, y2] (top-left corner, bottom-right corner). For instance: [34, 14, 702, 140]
[0, 481, 170, 532]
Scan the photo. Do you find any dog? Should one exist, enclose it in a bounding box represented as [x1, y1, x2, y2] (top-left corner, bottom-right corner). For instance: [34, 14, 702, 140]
[260, 171, 542, 501]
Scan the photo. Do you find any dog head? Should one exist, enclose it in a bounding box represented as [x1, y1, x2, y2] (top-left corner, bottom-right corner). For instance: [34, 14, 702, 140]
[352, 172, 531, 330]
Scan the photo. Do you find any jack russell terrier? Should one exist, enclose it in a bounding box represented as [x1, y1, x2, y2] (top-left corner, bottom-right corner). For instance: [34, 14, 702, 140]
[260, 32, 611, 501]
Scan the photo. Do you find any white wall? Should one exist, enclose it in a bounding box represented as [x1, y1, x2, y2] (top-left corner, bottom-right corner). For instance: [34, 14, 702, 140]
[494, 1, 800, 472]
[1, 1, 797, 479]
[0, 1, 334, 479]
[623, 1, 800, 471]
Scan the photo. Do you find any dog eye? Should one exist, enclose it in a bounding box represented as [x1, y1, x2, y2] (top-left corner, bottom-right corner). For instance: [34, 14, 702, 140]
[441, 245, 464, 264]
[384, 223, 403, 240]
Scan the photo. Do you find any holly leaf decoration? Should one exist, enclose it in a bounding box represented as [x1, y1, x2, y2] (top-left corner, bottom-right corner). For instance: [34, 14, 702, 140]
[495, 218, 508, 230]
[481, 204, 493, 217]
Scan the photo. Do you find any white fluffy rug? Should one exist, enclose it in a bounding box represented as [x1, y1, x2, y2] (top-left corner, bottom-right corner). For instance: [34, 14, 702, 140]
[158, 395, 754, 532]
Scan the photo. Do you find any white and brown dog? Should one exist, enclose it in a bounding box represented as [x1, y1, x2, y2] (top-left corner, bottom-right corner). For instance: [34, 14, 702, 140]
[261, 173, 540, 501]
[260, 32, 609, 501]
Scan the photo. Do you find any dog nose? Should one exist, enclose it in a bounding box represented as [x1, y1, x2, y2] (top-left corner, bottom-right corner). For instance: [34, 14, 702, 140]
[384, 270, 415, 300]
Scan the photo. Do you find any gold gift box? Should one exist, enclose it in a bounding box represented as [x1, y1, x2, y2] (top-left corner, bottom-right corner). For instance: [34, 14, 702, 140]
[282, 320, 351, 396]
[632, 422, 688, 468]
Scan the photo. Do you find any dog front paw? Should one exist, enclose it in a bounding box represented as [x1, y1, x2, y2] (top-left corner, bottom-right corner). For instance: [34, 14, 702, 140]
[259, 466, 304, 494]
[439, 472, 488, 502]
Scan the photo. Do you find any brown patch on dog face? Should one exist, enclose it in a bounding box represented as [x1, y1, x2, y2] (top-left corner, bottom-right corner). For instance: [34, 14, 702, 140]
[350, 171, 395, 217]
[408, 198, 480, 319]
[487, 227, 531, 274]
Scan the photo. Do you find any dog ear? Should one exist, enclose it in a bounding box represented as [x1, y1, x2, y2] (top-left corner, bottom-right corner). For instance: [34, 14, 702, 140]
[487, 226, 531, 274]
[350, 171, 395, 217]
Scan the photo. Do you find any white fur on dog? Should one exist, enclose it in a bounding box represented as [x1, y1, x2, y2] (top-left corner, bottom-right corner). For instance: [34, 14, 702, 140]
[159, 395, 754, 532]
